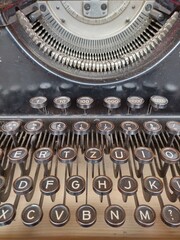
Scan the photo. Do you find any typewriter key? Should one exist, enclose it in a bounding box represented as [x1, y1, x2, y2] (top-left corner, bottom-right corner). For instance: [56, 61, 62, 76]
[105, 205, 125, 227]
[34, 148, 53, 175]
[161, 205, 180, 227]
[58, 147, 77, 164]
[34, 147, 53, 165]
[134, 205, 156, 227]
[120, 121, 139, 136]
[73, 121, 90, 135]
[110, 147, 129, 164]
[85, 148, 103, 164]
[13, 176, 33, 195]
[148, 95, 168, 114]
[85, 148, 103, 177]
[143, 176, 163, 201]
[49, 204, 70, 227]
[58, 147, 77, 176]
[0, 204, 16, 226]
[134, 147, 154, 177]
[150, 95, 168, 109]
[8, 147, 28, 172]
[40, 176, 60, 196]
[76, 96, 94, 115]
[93, 176, 113, 200]
[8, 147, 28, 163]
[103, 96, 121, 115]
[29, 96, 47, 113]
[118, 176, 138, 202]
[134, 147, 154, 164]
[143, 121, 162, 135]
[166, 121, 180, 146]
[121, 121, 139, 147]
[127, 96, 144, 114]
[66, 175, 85, 196]
[24, 120, 44, 135]
[49, 122, 67, 135]
[110, 147, 129, 178]
[2, 120, 21, 135]
[22, 204, 43, 227]
[76, 204, 97, 227]
[143, 121, 162, 146]
[2, 121, 21, 147]
[170, 176, 180, 197]
[53, 96, 71, 114]
[166, 121, 180, 136]
[96, 121, 115, 135]
[160, 147, 180, 177]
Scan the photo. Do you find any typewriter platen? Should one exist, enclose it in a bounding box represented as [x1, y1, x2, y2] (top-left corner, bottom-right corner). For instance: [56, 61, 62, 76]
[0, 0, 180, 239]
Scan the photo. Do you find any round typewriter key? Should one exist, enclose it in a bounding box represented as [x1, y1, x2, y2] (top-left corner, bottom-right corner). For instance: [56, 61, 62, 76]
[166, 121, 180, 136]
[144, 176, 163, 197]
[105, 205, 125, 227]
[34, 147, 53, 164]
[143, 121, 162, 136]
[161, 205, 180, 227]
[166, 121, 180, 146]
[49, 204, 70, 227]
[76, 205, 97, 227]
[58, 147, 77, 164]
[0, 204, 16, 226]
[76, 96, 94, 114]
[127, 96, 144, 110]
[85, 148, 103, 164]
[8, 147, 28, 164]
[134, 147, 154, 164]
[53, 96, 71, 110]
[22, 204, 43, 227]
[73, 121, 90, 135]
[120, 121, 139, 136]
[66, 176, 85, 196]
[2, 121, 21, 135]
[134, 147, 154, 177]
[160, 148, 180, 165]
[150, 95, 168, 110]
[13, 176, 33, 195]
[93, 176, 113, 195]
[24, 120, 43, 135]
[96, 121, 115, 135]
[134, 205, 156, 227]
[103, 96, 121, 114]
[2, 121, 21, 147]
[110, 147, 129, 164]
[170, 176, 180, 196]
[160, 148, 180, 177]
[40, 176, 60, 196]
[29, 96, 47, 109]
[118, 176, 138, 202]
[49, 122, 67, 135]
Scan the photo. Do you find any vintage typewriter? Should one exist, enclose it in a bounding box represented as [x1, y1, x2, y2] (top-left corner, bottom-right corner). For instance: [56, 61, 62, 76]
[0, 0, 179, 239]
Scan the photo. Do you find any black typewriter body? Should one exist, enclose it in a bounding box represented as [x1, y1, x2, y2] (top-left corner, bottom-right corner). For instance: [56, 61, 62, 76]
[0, 1, 180, 239]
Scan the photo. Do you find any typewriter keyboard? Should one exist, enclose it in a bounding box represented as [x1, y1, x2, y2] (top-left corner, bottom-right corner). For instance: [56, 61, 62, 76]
[0, 116, 179, 239]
